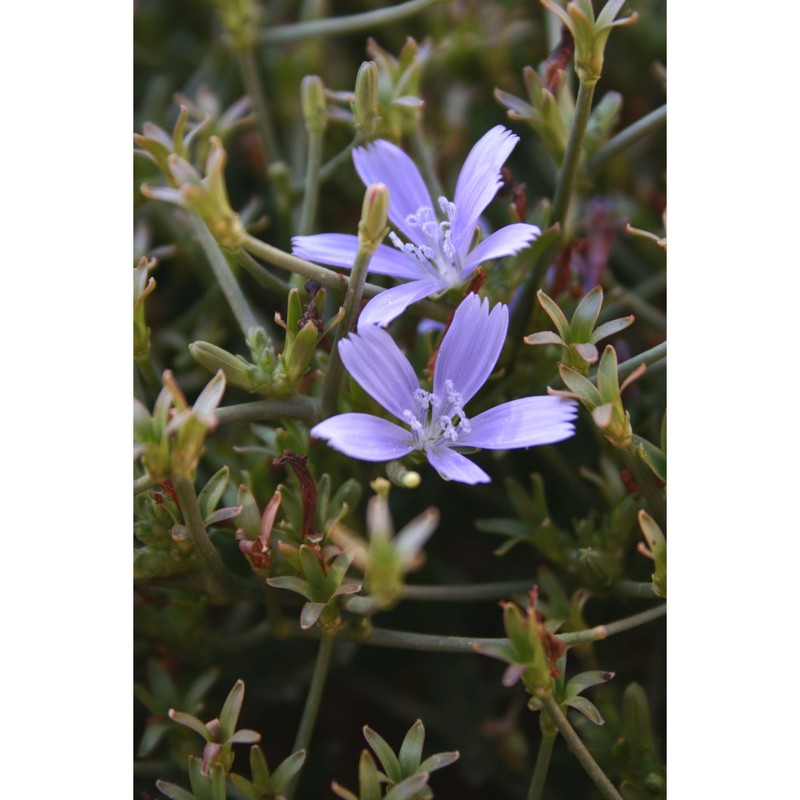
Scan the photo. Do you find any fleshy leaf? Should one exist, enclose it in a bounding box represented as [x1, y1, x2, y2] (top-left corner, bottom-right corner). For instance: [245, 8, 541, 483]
[363, 725, 403, 783]
[398, 719, 425, 774]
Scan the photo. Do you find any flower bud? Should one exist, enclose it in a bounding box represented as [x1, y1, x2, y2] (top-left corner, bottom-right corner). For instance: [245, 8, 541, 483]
[358, 183, 390, 254]
[301, 75, 328, 135]
[576, 547, 617, 589]
[353, 61, 379, 137]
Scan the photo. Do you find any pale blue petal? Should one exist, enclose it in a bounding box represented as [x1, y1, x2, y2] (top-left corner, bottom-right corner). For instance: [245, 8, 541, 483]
[460, 223, 541, 276]
[433, 294, 508, 406]
[452, 126, 519, 256]
[311, 414, 414, 461]
[292, 234, 425, 280]
[292, 233, 359, 268]
[426, 445, 491, 484]
[457, 397, 578, 449]
[357, 277, 445, 329]
[353, 140, 433, 243]
[339, 326, 420, 419]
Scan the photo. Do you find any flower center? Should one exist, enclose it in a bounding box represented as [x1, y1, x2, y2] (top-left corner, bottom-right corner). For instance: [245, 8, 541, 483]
[402, 380, 471, 450]
[389, 197, 462, 283]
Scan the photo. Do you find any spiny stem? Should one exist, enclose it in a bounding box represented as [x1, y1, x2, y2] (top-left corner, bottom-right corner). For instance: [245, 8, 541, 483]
[527, 730, 557, 800]
[215, 396, 318, 425]
[588, 104, 667, 175]
[261, 0, 446, 45]
[320, 247, 373, 417]
[173, 476, 236, 604]
[285, 633, 336, 800]
[241, 234, 451, 321]
[539, 693, 623, 800]
[192, 217, 261, 338]
[298, 128, 324, 235]
[236, 47, 281, 166]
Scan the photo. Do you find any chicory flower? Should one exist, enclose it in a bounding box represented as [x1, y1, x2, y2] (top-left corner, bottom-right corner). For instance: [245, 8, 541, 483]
[293, 126, 541, 328]
[311, 294, 577, 484]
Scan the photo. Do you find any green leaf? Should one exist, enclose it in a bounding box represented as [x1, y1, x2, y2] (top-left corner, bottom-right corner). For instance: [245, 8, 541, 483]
[326, 550, 354, 595]
[537, 290, 571, 339]
[559, 364, 602, 407]
[398, 719, 425, 775]
[564, 696, 605, 725]
[384, 773, 431, 800]
[571, 286, 604, 341]
[300, 602, 328, 630]
[138, 721, 169, 756]
[417, 751, 460, 774]
[363, 725, 403, 783]
[358, 749, 382, 800]
[331, 782, 360, 800]
[184, 668, 220, 712]
[156, 779, 196, 800]
[565, 670, 615, 700]
[267, 576, 314, 601]
[219, 680, 245, 741]
[249, 744, 272, 787]
[299, 545, 327, 599]
[269, 749, 307, 792]
[168, 709, 211, 741]
[635, 436, 666, 483]
[198, 466, 230, 520]
[596, 345, 620, 401]
[524, 331, 564, 347]
[591, 315, 634, 343]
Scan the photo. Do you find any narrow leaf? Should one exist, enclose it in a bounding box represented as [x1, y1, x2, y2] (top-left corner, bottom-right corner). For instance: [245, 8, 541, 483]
[300, 602, 327, 630]
[565, 670, 615, 700]
[417, 751, 460, 774]
[565, 696, 605, 726]
[398, 719, 425, 774]
[384, 773, 431, 800]
[155, 780, 196, 800]
[269, 749, 307, 792]
[197, 466, 230, 520]
[266, 576, 314, 601]
[363, 725, 403, 783]
[537, 290, 571, 339]
[168, 709, 211, 741]
[219, 680, 245, 741]
[571, 286, 604, 341]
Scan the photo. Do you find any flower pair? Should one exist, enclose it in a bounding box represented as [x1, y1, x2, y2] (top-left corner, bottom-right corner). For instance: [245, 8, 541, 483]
[293, 125, 541, 328]
[311, 294, 577, 484]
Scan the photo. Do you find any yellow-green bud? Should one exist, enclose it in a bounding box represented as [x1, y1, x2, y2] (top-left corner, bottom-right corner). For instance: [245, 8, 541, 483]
[358, 183, 390, 253]
[301, 75, 328, 135]
[353, 61, 379, 137]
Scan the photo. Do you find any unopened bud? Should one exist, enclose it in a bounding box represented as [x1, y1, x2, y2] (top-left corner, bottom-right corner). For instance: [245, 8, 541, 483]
[301, 75, 328, 135]
[189, 341, 256, 390]
[353, 61, 379, 137]
[577, 547, 617, 589]
[358, 183, 389, 253]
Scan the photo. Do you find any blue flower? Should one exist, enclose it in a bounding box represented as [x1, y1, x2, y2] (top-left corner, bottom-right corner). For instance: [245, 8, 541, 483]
[293, 126, 541, 328]
[311, 294, 577, 484]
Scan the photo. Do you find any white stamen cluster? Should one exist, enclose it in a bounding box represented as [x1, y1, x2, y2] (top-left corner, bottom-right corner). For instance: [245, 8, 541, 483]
[402, 381, 471, 450]
[389, 196, 462, 283]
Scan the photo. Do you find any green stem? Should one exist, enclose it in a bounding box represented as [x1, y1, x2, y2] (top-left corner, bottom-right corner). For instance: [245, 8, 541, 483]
[508, 80, 597, 355]
[173, 476, 236, 604]
[236, 47, 281, 165]
[261, 0, 446, 44]
[286, 633, 336, 800]
[241, 234, 451, 321]
[298, 128, 324, 235]
[320, 247, 373, 416]
[215, 396, 318, 425]
[192, 217, 261, 337]
[559, 603, 666, 647]
[539, 693, 623, 800]
[588, 104, 667, 175]
[551, 80, 596, 229]
[586, 341, 666, 384]
[528, 731, 557, 800]
[318, 136, 360, 184]
[236, 250, 291, 294]
[400, 579, 535, 602]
